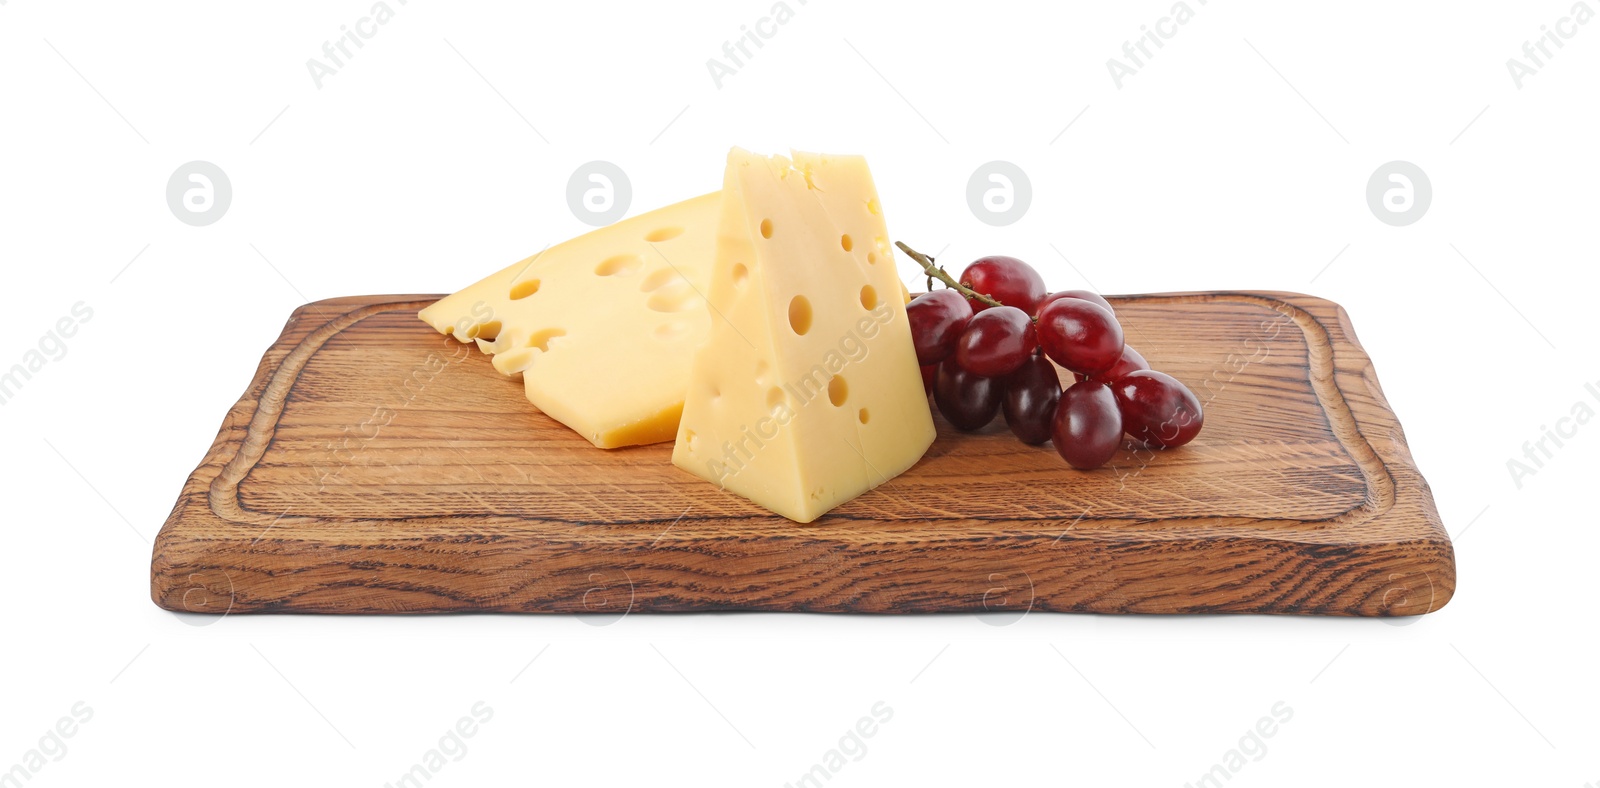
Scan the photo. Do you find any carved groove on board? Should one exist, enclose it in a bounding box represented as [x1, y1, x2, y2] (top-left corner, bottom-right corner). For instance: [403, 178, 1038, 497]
[207, 299, 438, 527]
[205, 293, 1396, 536]
[1126, 292, 1398, 533]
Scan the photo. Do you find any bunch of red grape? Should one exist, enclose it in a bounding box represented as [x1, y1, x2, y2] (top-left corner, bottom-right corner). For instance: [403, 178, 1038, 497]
[907, 255, 1204, 470]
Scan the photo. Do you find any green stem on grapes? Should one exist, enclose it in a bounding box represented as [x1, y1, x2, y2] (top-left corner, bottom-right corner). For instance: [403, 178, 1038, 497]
[895, 241, 1005, 309]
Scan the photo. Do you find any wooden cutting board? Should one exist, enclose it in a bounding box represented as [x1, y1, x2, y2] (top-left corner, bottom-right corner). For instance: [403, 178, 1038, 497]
[150, 292, 1454, 616]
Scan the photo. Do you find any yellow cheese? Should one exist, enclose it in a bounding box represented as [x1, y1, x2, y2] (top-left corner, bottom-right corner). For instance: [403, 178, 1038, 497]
[671, 150, 935, 522]
[419, 192, 720, 448]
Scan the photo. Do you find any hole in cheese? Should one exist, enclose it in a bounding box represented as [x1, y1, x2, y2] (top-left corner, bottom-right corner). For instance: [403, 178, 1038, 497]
[654, 321, 690, 341]
[840, 234, 853, 252]
[469, 321, 503, 341]
[787, 295, 812, 335]
[760, 219, 773, 239]
[859, 285, 878, 310]
[858, 408, 870, 424]
[527, 328, 566, 352]
[645, 226, 684, 242]
[828, 375, 848, 406]
[766, 386, 785, 410]
[509, 279, 541, 300]
[867, 251, 877, 264]
[595, 254, 643, 277]
[731, 263, 748, 286]
[647, 281, 703, 313]
[639, 268, 681, 292]
[866, 199, 880, 215]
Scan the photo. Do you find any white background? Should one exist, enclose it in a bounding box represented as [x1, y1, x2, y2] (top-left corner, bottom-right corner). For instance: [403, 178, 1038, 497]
[2, 0, 1596, 785]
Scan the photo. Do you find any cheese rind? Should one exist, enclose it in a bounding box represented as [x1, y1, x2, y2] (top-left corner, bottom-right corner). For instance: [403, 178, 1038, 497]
[670, 150, 935, 522]
[419, 192, 719, 448]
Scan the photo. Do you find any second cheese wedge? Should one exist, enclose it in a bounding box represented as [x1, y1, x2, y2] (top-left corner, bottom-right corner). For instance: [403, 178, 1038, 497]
[672, 150, 935, 522]
[419, 193, 719, 448]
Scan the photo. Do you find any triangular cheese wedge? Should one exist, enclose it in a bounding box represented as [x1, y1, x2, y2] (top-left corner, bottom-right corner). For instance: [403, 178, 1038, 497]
[420, 193, 719, 448]
[671, 150, 935, 522]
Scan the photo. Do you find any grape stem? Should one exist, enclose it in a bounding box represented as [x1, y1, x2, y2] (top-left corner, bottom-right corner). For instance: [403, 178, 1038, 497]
[895, 241, 1005, 309]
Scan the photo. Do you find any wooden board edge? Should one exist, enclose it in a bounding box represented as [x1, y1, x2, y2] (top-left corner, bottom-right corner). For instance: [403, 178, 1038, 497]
[1280, 290, 1454, 614]
[148, 526, 1455, 616]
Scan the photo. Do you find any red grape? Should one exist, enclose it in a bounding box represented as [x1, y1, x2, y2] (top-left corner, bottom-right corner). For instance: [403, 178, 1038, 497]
[1111, 370, 1204, 448]
[1051, 381, 1123, 470]
[959, 256, 1047, 314]
[954, 306, 1036, 377]
[1078, 345, 1150, 385]
[1002, 355, 1062, 445]
[1035, 289, 1113, 315]
[1037, 298, 1125, 375]
[906, 289, 973, 365]
[934, 358, 1001, 431]
[920, 364, 936, 396]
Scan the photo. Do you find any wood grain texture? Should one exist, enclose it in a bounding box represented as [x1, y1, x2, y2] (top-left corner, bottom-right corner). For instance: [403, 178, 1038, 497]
[150, 292, 1454, 616]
